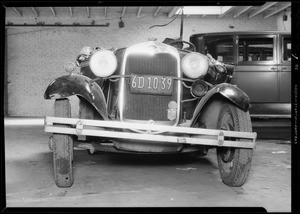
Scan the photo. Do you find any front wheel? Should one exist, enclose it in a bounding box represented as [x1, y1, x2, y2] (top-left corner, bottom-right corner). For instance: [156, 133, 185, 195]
[216, 103, 253, 187]
[53, 99, 74, 188]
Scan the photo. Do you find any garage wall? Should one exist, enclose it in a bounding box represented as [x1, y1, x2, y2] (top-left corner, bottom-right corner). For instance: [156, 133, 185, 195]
[6, 13, 281, 117]
[277, 10, 291, 32]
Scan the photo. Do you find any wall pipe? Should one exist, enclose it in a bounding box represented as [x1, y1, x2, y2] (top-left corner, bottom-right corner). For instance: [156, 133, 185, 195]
[5, 23, 110, 27]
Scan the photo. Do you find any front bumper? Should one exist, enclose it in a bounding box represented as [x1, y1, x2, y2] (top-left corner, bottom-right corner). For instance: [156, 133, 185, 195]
[44, 117, 257, 149]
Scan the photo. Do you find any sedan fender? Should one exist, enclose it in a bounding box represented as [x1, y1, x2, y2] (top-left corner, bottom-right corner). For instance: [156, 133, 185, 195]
[191, 83, 250, 123]
[44, 73, 108, 120]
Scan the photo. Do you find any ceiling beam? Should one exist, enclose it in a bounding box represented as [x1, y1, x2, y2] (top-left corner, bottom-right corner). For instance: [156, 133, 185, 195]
[12, 7, 22, 16]
[264, 2, 291, 18]
[104, 7, 107, 17]
[69, 7, 73, 17]
[87, 7, 90, 18]
[121, 7, 126, 18]
[218, 6, 236, 18]
[248, 2, 277, 18]
[153, 6, 162, 17]
[50, 7, 56, 17]
[137, 7, 142, 17]
[168, 6, 180, 18]
[233, 6, 252, 18]
[31, 7, 39, 17]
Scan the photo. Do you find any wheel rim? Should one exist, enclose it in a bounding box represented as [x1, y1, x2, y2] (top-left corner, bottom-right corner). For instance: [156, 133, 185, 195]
[219, 111, 235, 173]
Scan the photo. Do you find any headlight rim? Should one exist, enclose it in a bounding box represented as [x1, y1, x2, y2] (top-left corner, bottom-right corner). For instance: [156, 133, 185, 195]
[181, 52, 209, 79]
[89, 49, 117, 78]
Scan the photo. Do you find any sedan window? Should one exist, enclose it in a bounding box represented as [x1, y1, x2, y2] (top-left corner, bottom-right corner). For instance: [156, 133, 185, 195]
[204, 36, 234, 63]
[238, 37, 274, 62]
[283, 36, 291, 62]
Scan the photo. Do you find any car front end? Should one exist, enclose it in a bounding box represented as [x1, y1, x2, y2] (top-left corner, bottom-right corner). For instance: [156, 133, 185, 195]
[44, 39, 257, 187]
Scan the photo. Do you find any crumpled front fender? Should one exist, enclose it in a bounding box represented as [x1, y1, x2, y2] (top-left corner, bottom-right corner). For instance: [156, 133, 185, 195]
[191, 83, 250, 122]
[44, 73, 108, 120]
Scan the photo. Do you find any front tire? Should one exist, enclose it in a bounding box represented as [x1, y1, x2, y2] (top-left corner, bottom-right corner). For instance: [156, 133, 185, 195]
[216, 103, 253, 187]
[53, 99, 74, 188]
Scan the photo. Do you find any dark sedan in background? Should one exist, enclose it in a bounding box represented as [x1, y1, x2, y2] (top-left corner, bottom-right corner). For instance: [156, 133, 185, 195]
[190, 31, 291, 120]
[190, 31, 291, 139]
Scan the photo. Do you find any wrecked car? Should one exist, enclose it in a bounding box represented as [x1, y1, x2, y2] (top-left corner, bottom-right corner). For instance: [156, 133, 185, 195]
[44, 37, 257, 188]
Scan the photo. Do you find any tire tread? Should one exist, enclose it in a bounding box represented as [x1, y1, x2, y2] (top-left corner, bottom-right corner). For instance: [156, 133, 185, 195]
[53, 99, 74, 188]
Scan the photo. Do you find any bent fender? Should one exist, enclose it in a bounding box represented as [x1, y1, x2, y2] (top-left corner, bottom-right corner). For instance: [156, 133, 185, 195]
[191, 83, 250, 122]
[44, 73, 108, 120]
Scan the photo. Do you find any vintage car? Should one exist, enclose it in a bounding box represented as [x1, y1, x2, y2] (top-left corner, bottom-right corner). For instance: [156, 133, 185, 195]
[190, 31, 291, 120]
[44, 38, 257, 188]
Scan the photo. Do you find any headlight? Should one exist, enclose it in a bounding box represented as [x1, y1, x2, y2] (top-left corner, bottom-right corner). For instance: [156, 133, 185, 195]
[181, 53, 209, 79]
[89, 50, 117, 77]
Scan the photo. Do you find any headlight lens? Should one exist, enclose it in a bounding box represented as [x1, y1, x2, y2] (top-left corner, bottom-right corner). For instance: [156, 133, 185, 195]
[89, 50, 117, 77]
[181, 53, 209, 79]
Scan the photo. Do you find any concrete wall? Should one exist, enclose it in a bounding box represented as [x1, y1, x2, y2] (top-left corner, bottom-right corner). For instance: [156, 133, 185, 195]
[5, 12, 283, 117]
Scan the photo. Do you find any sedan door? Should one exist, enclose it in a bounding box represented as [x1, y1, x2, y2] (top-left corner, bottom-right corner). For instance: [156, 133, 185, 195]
[278, 34, 291, 103]
[234, 34, 279, 103]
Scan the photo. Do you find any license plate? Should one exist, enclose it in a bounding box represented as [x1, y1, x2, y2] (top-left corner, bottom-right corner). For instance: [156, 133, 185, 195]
[129, 75, 173, 95]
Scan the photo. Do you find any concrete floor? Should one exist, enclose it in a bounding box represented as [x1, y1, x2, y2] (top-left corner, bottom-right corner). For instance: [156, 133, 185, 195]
[4, 118, 291, 211]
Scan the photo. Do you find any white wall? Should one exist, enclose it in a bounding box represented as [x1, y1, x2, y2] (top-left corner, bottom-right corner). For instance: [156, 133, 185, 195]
[5, 12, 284, 117]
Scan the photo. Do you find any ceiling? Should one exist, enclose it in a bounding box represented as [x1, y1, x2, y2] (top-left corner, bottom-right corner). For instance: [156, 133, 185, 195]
[6, 2, 291, 20]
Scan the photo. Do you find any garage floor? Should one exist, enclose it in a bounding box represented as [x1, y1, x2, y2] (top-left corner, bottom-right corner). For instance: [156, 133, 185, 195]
[4, 118, 291, 212]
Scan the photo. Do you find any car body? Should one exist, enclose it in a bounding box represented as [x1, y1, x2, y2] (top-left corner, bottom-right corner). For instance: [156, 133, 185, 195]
[190, 31, 291, 119]
[44, 39, 257, 188]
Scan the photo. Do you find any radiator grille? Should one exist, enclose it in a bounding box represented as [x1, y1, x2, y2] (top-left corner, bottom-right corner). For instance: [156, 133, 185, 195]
[123, 52, 178, 121]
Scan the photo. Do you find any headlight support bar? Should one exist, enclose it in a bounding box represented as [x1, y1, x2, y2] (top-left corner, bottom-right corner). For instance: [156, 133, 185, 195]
[89, 75, 212, 85]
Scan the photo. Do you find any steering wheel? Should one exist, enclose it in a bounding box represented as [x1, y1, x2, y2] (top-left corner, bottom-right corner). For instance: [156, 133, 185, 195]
[168, 40, 196, 52]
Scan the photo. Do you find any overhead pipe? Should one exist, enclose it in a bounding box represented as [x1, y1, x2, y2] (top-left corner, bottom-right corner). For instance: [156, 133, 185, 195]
[5, 23, 110, 27]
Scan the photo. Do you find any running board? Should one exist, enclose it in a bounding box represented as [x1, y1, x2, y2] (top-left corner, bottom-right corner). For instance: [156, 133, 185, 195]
[44, 117, 257, 149]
